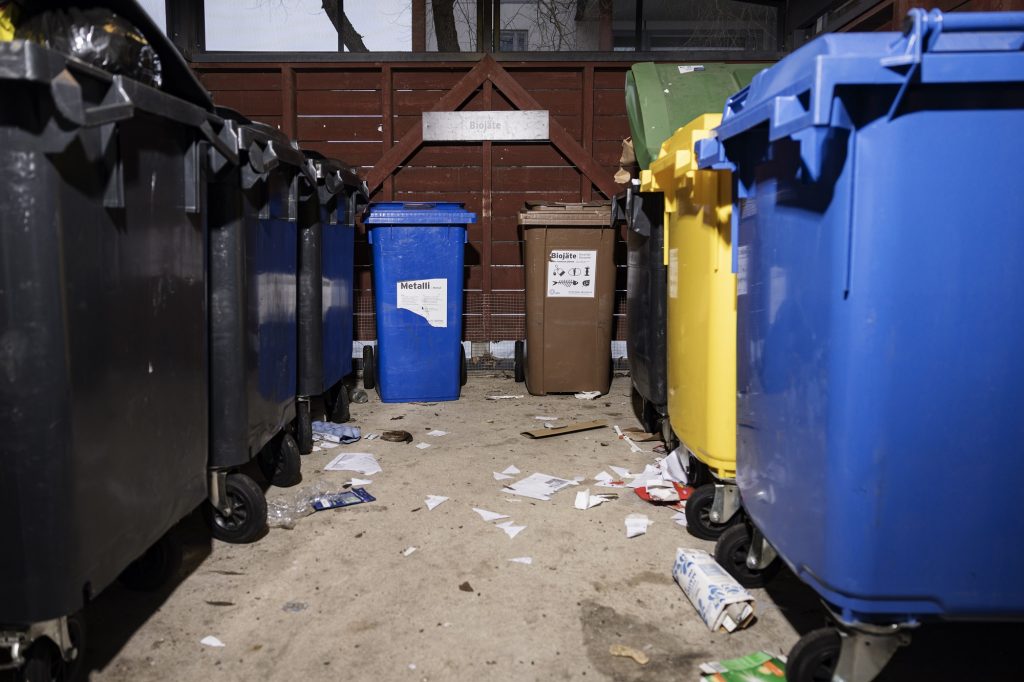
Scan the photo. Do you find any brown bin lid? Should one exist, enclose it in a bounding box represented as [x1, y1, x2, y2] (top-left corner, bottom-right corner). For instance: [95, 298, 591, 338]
[518, 201, 613, 227]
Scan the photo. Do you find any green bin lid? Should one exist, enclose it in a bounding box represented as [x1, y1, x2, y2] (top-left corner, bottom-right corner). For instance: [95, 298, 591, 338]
[624, 62, 772, 170]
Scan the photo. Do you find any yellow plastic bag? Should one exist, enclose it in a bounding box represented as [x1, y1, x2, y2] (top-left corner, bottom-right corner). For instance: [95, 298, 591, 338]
[0, 2, 18, 42]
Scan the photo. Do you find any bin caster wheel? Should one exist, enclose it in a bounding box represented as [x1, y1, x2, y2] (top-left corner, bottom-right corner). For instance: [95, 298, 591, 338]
[630, 385, 661, 435]
[259, 433, 302, 488]
[325, 382, 350, 423]
[207, 473, 267, 544]
[513, 340, 525, 383]
[362, 346, 376, 390]
[714, 524, 780, 588]
[17, 614, 86, 682]
[295, 400, 313, 454]
[118, 534, 183, 591]
[460, 347, 467, 387]
[786, 627, 842, 682]
[685, 483, 738, 540]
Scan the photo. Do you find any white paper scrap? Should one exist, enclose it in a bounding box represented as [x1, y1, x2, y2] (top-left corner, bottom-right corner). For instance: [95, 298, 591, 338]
[504, 473, 578, 501]
[324, 452, 382, 475]
[594, 470, 613, 482]
[627, 463, 664, 489]
[312, 445, 322, 452]
[472, 508, 509, 522]
[671, 511, 688, 527]
[496, 520, 526, 539]
[646, 479, 680, 502]
[509, 557, 533, 565]
[534, 416, 558, 421]
[573, 475, 586, 482]
[415, 442, 432, 450]
[575, 391, 601, 400]
[574, 488, 614, 510]
[319, 441, 338, 450]
[487, 395, 524, 400]
[659, 447, 690, 484]
[502, 465, 521, 475]
[425, 495, 449, 510]
[493, 472, 513, 481]
[402, 546, 418, 557]
[348, 478, 373, 486]
[201, 636, 225, 648]
[625, 513, 651, 538]
[609, 465, 632, 478]
[427, 430, 447, 437]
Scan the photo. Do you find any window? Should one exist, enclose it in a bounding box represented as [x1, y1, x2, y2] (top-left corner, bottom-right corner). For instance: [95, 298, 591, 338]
[499, 29, 528, 51]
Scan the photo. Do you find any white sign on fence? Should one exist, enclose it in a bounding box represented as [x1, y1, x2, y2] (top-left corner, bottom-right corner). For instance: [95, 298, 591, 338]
[422, 110, 549, 141]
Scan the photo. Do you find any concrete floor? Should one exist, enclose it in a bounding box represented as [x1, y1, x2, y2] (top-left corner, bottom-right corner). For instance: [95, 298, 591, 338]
[66, 375, 1024, 681]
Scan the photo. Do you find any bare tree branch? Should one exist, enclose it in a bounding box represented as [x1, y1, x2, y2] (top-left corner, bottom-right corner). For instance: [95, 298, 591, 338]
[321, 0, 369, 52]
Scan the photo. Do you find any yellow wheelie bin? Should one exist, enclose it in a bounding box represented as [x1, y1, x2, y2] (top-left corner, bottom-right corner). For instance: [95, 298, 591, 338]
[640, 114, 742, 541]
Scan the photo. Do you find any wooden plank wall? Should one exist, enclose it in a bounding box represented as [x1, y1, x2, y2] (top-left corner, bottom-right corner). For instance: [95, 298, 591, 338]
[194, 61, 641, 342]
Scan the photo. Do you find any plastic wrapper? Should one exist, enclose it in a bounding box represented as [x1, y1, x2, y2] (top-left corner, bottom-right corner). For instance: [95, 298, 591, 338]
[16, 7, 161, 87]
[266, 480, 333, 530]
[673, 548, 756, 633]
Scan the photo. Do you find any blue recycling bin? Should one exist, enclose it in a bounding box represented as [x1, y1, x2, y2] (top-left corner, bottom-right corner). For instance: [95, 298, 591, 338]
[364, 202, 476, 402]
[698, 9, 1024, 676]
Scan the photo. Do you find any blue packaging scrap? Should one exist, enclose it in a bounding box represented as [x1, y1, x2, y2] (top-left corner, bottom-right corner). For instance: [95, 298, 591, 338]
[312, 421, 361, 444]
[311, 487, 376, 511]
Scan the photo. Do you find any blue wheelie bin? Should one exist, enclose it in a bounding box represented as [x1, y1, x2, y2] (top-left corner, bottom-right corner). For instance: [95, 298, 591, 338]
[294, 151, 368, 452]
[697, 10, 1024, 681]
[207, 110, 314, 542]
[363, 203, 476, 403]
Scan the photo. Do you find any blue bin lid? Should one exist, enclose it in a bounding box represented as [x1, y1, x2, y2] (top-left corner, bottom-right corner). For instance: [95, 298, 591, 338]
[699, 9, 1024, 168]
[364, 202, 477, 225]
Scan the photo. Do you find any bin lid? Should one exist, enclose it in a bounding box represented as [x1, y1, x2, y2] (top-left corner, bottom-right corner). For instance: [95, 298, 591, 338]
[303, 149, 368, 200]
[709, 9, 1024, 149]
[518, 202, 613, 227]
[625, 63, 771, 170]
[364, 202, 477, 225]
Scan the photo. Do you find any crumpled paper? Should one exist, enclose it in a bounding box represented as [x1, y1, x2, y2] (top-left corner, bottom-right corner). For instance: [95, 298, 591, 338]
[672, 548, 756, 633]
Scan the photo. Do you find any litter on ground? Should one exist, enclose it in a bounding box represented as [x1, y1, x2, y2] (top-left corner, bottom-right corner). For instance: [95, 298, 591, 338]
[625, 513, 651, 538]
[673, 548, 756, 633]
[472, 508, 509, 522]
[425, 495, 448, 510]
[324, 452, 382, 475]
[503, 473, 578, 501]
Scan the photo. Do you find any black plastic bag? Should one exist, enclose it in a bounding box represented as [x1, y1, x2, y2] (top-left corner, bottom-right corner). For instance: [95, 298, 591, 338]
[16, 6, 161, 87]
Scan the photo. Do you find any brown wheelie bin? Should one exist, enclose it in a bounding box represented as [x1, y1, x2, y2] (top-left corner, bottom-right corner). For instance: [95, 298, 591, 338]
[515, 202, 616, 396]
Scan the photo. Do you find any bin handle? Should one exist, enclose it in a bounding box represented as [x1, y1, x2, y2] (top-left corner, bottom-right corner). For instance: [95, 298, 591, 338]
[883, 9, 1024, 68]
[50, 72, 134, 128]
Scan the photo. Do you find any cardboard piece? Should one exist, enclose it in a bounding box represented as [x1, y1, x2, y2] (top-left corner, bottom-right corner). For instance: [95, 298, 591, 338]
[521, 419, 606, 439]
[673, 548, 756, 633]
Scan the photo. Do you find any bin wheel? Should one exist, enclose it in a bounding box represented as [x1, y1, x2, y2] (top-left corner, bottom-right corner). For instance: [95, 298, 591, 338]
[513, 340, 525, 383]
[787, 628, 842, 682]
[259, 433, 302, 488]
[325, 383, 351, 423]
[362, 346, 376, 390]
[207, 473, 267, 544]
[17, 613, 85, 682]
[117, 534, 183, 592]
[714, 523, 780, 588]
[460, 347, 467, 387]
[630, 385, 661, 435]
[295, 400, 313, 455]
[684, 483, 739, 541]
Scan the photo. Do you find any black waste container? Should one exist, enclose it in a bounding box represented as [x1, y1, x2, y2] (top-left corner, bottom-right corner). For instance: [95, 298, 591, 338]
[0, 37, 231, 674]
[615, 187, 668, 435]
[207, 110, 315, 540]
[294, 151, 368, 452]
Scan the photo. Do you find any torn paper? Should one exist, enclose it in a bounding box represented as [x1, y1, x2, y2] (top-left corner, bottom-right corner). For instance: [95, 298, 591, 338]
[502, 465, 520, 475]
[609, 465, 632, 479]
[509, 557, 533, 565]
[659, 447, 690, 484]
[493, 472, 513, 481]
[402, 546, 418, 557]
[425, 495, 448, 511]
[487, 395, 523, 400]
[427, 430, 447, 437]
[504, 473, 578, 501]
[496, 520, 526, 539]
[324, 453, 382, 475]
[534, 416, 558, 421]
[671, 511, 688, 527]
[200, 636, 225, 648]
[472, 508, 509, 522]
[625, 513, 651, 538]
[673, 548, 756, 633]
[415, 442, 432, 450]
[574, 488, 615, 510]
[347, 478, 373, 486]
[627, 464, 664, 489]
[575, 391, 601, 400]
